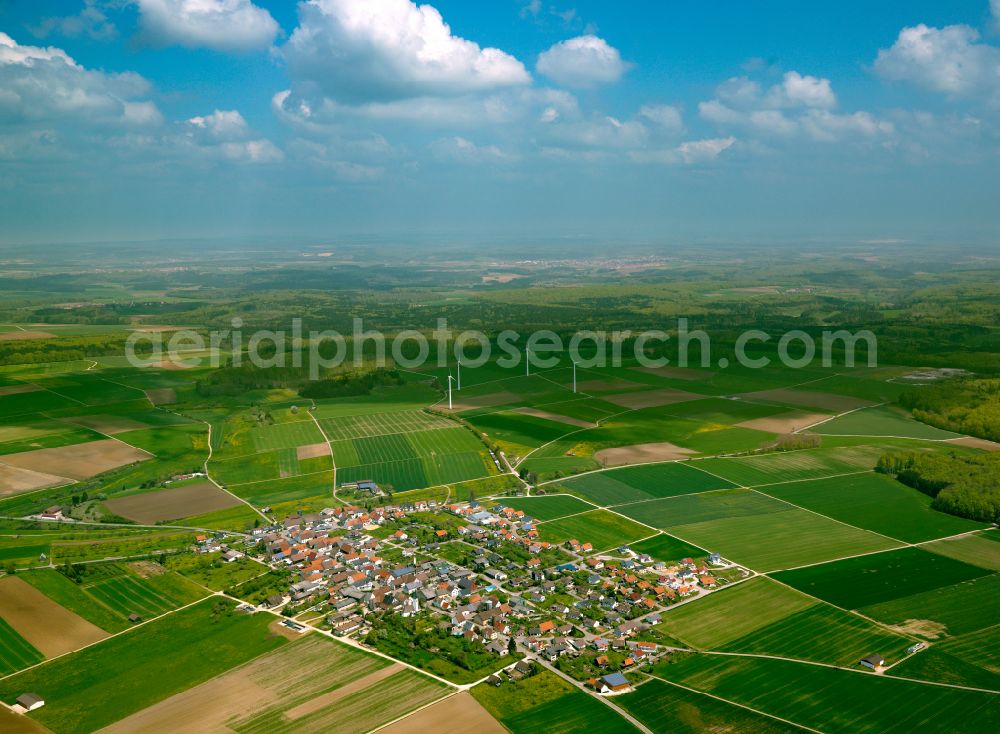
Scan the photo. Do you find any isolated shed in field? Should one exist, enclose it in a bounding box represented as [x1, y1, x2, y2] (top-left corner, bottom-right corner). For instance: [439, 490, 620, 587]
[16, 693, 45, 711]
[860, 653, 885, 669]
[128, 613, 142, 624]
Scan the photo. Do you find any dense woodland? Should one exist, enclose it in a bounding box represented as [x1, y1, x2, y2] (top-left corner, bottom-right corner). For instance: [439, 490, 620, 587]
[876, 451, 1000, 523]
[900, 379, 1000, 443]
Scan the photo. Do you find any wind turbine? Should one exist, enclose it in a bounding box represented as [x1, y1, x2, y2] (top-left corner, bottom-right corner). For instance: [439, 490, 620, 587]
[572, 359, 577, 393]
[525, 346, 531, 376]
[457, 357, 461, 391]
[447, 373, 455, 410]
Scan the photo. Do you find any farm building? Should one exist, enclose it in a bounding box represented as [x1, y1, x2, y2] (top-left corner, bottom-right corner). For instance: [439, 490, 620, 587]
[601, 672, 632, 693]
[860, 653, 885, 670]
[16, 693, 45, 711]
[128, 613, 142, 624]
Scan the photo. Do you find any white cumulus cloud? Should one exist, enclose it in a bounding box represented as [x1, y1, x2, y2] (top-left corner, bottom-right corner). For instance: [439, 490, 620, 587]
[282, 0, 530, 103]
[874, 24, 1000, 99]
[0, 32, 158, 125]
[638, 104, 683, 133]
[766, 71, 836, 109]
[536, 35, 630, 87]
[134, 0, 279, 52]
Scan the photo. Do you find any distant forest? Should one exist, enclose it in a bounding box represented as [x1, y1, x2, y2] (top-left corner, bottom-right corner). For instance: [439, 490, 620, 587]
[900, 378, 1000, 443]
[877, 451, 1000, 524]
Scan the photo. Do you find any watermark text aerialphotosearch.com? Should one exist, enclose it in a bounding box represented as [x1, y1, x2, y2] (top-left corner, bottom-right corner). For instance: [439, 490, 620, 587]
[126, 317, 878, 378]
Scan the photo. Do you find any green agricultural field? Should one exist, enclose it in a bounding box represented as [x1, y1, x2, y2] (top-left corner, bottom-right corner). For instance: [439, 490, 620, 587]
[630, 533, 708, 562]
[616, 678, 799, 733]
[213, 451, 281, 484]
[889, 623, 1000, 692]
[860, 572, 1000, 638]
[166, 554, 268, 591]
[0, 536, 50, 567]
[309, 384, 443, 419]
[666, 508, 901, 571]
[773, 547, 993, 609]
[537, 510, 654, 550]
[922, 530, 1000, 571]
[50, 531, 198, 564]
[330, 426, 494, 491]
[561, 462, 736, 506]
[652, 578, 815, 649]
[660, 397, 789, 424]
[0, 599, 288, 734]
[230, 471, 333, 504]
[498, 495, 595, 521]
[814, 406, 961, 439]
[250, 420, 325, 451]
[720, 603, 913, 667]
[693, 445, 886, 486]
[318, 409, 453, 440]
[0, 389, 79, 419]
[652, 653, 1000, 734]
[19, 569, 131, 633]
[467, 411, 577, 451]
[83, 568, 206, 620]
[471, 670, 639, 734]
[0, 617, 44, 675]
[615, 488, 787, 527]
[761, 473, 986, 542]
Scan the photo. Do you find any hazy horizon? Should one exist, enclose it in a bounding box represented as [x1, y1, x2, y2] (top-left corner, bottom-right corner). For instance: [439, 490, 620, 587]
[1, 0, 998, 246]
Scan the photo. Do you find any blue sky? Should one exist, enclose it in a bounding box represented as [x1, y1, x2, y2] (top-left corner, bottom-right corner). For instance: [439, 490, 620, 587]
[0, 0, 998, 246]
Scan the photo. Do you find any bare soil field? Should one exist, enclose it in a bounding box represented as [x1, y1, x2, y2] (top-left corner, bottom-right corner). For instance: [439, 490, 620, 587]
[0, 463, 71, 495]
[0, 708, 52, 734]
[379, 692, 505, 734]
[736, 388, 873, 412]
[296, 443, 331, 460]
[946, 436, 1000, 452]
[737, 411, 831, 433]
[104, 482, 242, 524]
[145, 388, 177, 405]
[594, 441, 696, 466]
[449, 390, 520, 412]
[0, 576, 108, 657]
[0, 439, 151, 481]
[603, 387, 701, 409]
[63, 414, 152, 435]
[630, 365, 713, 380]
[0, 384, 41, 396]
[0, 331, 56, 342]
[285, 663, 403, 720]
[511, 406, 593, 428]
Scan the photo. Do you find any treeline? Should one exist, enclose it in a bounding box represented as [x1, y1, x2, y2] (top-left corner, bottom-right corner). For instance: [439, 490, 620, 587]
[876, 451, 1000, 523]
[900, 378, 1000, 442]
[0, 334, 151, 365]
[299, 368, 403, 398]
[196, 362, 403, 398]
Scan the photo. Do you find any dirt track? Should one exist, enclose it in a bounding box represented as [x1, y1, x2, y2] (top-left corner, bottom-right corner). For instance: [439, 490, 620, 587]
[0, 576, 108, 657]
